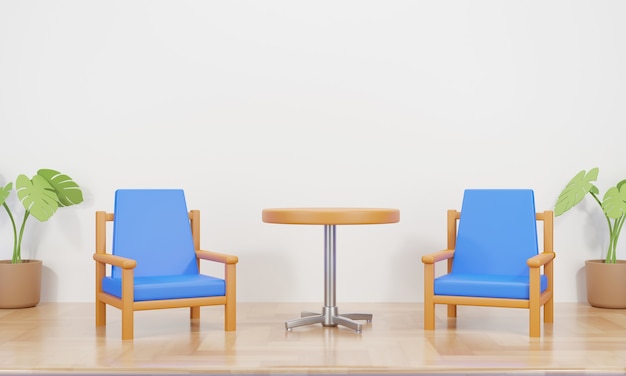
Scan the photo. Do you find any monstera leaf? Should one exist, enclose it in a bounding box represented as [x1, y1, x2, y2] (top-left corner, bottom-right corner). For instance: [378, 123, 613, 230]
[37, 169, 84, 207]
[0, 182, 12, 206]
[555, 168, 599, 216]
[1, 168, 83, 263]
[15, 174, 59, 222]
[602, 181, 626, 219]
[555, 168, 626, 263]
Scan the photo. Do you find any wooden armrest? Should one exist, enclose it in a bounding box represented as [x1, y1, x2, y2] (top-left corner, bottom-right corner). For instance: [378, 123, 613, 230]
[422, 250, 455, 264]
[196, 250, 239, 264]
[527, 252, 555, 268]
[93, 253, 137, 269]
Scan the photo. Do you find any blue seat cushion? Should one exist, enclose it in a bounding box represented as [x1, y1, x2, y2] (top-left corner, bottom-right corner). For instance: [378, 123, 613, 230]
[102, 274, 225, 301]
[434, 273, 548, 299]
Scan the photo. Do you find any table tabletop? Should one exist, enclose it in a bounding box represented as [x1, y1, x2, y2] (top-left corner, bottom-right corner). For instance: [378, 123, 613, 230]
[262, 207, 400, 225]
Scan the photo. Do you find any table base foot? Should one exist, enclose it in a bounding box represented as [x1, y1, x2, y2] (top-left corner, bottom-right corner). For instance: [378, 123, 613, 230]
[285, 307, 372, 333]
[341, 313, 373, 323]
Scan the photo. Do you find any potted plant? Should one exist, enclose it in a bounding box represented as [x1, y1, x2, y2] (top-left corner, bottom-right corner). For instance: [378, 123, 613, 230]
[0, 168, 83, 308]
[554, 167, 626, 308]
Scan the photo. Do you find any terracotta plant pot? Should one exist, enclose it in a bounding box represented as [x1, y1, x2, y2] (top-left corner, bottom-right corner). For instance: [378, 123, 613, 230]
[585, 259, 626, 309]
[0, 259, 42, 309]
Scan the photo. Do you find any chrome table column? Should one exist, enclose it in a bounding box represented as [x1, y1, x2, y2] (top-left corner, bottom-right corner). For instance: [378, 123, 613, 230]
[285, 225, 372, 333]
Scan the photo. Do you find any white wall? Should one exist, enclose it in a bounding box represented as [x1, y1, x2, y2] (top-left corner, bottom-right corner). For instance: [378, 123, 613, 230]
[1, 0, 625, 303]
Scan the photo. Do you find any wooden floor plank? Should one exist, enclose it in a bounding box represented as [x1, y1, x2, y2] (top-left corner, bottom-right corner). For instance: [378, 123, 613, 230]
[0, 302, 624, 374]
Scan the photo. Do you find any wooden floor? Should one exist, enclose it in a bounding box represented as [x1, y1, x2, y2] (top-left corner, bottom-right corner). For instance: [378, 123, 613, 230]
[0, 302, 625, 375]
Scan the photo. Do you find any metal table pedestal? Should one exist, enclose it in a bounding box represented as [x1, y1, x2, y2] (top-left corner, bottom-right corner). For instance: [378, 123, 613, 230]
[285, 225, 372, 333]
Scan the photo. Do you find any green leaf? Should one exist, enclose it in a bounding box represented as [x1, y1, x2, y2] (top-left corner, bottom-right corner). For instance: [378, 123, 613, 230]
[36, 169, 83, 207]
[555, 168, 599, 216]
[0, 182, 12, 206]
[16, 174, 59, 222]
[602, 186, 626, 219]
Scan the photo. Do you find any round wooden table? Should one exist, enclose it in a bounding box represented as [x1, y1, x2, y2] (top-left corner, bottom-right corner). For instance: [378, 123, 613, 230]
[262, 208, 400, 333]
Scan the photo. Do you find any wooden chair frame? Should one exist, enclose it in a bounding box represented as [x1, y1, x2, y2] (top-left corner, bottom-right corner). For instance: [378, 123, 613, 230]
[94, 209, 237, 340]
[422, 209, 555, 337]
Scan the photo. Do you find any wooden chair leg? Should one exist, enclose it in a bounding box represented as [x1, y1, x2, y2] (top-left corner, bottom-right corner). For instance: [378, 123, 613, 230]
[424, 301, 435, 330]
[529, 268, 541, 337]
[190, 306, 200, 320]
[447, 304, 457, 318]
[225, 302, 236, 331]
[544, 297, 554, 323]
[122, 269, 134, 340]
[224, 264, 236, 331]
[96, 299, 106, 326]
[529, 305, 540, 337]
[122, 308, 134, 340]
[423, 263, 436, 330]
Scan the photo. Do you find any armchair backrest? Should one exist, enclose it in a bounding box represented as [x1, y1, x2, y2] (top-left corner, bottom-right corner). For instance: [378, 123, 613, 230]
[452, 189, 539, 276]
[111, 189, 198, 278]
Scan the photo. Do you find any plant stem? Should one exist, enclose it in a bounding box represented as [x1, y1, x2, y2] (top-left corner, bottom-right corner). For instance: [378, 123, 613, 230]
[590, 192, 620, 264]
[15, 210, 30, 263]
[589, 191, 611, 230]
[607, 215, 625, 264]
[3, 203, 19, 263]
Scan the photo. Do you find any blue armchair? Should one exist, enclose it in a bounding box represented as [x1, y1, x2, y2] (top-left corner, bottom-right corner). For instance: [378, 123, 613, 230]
[94, 189, 238, 340]
[422, 189, 555, 337]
